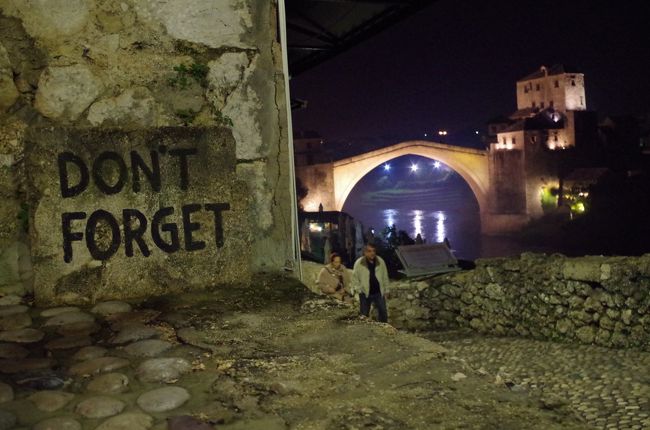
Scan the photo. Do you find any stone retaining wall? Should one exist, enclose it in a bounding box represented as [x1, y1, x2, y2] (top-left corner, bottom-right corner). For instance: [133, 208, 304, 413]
[390, 254, 650, 350]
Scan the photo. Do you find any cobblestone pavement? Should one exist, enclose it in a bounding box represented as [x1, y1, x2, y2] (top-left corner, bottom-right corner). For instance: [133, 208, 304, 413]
[426, 330, 650, 430]
[0, 279, 589, 430]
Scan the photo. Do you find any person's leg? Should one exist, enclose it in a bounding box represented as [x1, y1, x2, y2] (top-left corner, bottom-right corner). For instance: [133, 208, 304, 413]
[359, 293, 370, 317]
[372, 294, 388, 323]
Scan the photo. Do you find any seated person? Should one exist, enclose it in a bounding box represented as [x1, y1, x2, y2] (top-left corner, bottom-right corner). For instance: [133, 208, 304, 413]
[316, 253, 352, 302]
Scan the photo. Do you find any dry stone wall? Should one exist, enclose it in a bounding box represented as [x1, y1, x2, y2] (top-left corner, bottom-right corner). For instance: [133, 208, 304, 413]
[0, 0, 293, 302]
[391, 254, 650, 350]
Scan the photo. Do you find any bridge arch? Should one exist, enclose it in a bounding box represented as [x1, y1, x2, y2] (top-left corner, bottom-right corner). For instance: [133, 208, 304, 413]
[332, 141, 489, 215]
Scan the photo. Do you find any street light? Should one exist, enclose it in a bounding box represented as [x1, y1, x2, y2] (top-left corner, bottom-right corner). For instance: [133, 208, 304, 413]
[433, 161, 441, 169]
[410, 163, 419, 173]
[383, 163, 391, 172]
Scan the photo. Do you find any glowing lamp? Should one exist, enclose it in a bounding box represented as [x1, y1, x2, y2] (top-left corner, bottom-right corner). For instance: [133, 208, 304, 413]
[383, 163, 391, 172]
[410, 163, 419, 173]
[309, 223, 323, 232]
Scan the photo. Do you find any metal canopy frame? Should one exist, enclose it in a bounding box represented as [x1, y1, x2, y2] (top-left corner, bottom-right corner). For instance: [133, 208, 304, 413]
[286, 0, 436, 77]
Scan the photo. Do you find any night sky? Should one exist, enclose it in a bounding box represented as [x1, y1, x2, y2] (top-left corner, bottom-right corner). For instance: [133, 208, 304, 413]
[290, 0, 650, 148]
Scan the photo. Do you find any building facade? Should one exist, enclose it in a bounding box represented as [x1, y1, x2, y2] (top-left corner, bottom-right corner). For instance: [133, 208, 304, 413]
[487, 65, 596, 223]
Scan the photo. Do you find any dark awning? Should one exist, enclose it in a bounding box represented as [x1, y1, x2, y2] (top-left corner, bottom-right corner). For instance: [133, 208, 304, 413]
[286, 0, 436, 77]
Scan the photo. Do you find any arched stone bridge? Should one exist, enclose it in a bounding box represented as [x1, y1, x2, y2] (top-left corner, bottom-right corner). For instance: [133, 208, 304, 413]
[296, 140, 530, 234]
[331, 141, 489, 214]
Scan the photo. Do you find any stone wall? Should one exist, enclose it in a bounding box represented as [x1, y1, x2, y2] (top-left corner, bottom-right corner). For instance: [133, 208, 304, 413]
[0, 0, 293, 301]
[391, 254, 650, 350]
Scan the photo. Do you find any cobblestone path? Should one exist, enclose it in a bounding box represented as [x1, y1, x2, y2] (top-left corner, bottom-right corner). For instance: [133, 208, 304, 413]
[427, 331, 650, 430]
[0, 281, 589, 430]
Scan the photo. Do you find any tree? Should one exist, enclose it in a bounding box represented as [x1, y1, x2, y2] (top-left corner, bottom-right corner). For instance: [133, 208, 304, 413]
[296, 177, 308, 211]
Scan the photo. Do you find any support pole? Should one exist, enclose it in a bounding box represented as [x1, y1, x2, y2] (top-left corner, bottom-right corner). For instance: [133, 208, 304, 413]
[278, 0, 303, 281]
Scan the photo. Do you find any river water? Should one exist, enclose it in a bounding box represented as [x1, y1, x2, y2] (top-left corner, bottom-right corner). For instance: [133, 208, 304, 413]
[360, 207, 549, 261]
[341, 155, 550, 261]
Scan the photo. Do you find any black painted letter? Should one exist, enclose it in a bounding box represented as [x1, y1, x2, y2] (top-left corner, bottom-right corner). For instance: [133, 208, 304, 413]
[61, 212, 86, 262]
[85, 210, 121, 260]
[151, 207, 180, 253]
[123, 209, 150, 257]
[204, 203, 230, 248]
[92, 152, 128, 195]
[181, 204, 205, 251]
[130, 151, 161, 192]
[169, 148, 197, 190]
[58, 152, 89, 198]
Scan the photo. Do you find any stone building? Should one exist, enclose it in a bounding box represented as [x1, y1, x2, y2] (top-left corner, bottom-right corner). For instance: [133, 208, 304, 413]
[486, 65, 597, 222]
[516, 64, 586, 113]
[0, 1, 295, 304]
[293, 131, 329, 167]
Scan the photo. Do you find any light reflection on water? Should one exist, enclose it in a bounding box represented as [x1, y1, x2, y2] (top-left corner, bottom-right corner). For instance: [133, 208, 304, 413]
[383, 209, 448, 243]
[384, 209, 397, 228]
[434, 211, 446, 243]
[370, 207, 552, 260]
[412, 210, 423, 238]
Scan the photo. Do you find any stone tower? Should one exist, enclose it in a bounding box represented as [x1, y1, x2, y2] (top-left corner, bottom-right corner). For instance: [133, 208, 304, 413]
[516, 65, 586, 113]
[484, 65, 596, 232]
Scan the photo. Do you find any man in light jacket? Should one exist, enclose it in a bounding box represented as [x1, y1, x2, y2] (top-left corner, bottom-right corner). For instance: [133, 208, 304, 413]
[351, 243, 390, 322]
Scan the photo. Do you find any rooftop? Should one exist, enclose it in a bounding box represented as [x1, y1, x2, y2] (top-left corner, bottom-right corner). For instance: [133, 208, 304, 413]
[518, 64, 582, 82]
[503, 110, 565, 132]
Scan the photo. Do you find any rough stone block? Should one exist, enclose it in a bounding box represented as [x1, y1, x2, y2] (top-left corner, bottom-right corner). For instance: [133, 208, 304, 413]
[0, 241, 31, 295]
[0, 43, 19, 112]
[87, 87, 171, 127]
[2, 0, 89, 39]
[555, 318, 574, 334]
[24, 127, 252, 305]
[34, 64, 103, 121]
[562, 259, 603, 282]
[583, 295, 603, 313]
[575, 326, 596, 344]
[484, 283, 504, 300]
[133, 0, 253, 49]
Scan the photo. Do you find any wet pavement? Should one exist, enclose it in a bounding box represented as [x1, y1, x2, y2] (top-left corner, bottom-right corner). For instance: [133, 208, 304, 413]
[427, 330, 650, 430]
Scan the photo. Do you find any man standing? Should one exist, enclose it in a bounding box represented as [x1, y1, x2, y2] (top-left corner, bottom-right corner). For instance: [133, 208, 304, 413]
[351, 243, 390, 322]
